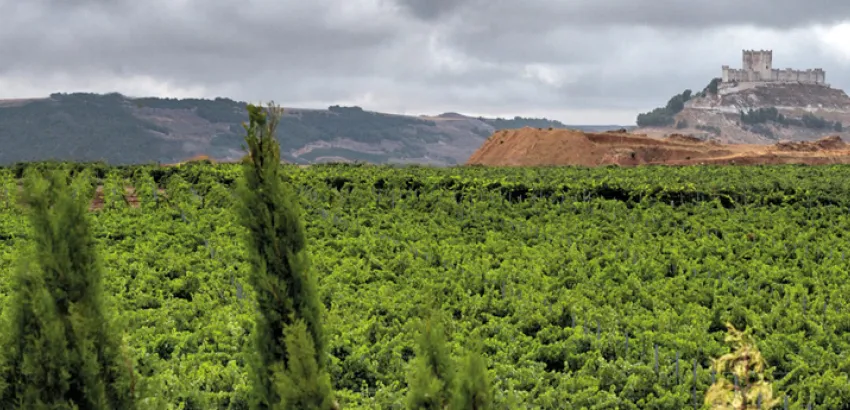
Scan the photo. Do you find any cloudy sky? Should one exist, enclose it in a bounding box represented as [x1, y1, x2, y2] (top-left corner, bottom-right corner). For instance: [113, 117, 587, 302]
[2, 0, 850, 125]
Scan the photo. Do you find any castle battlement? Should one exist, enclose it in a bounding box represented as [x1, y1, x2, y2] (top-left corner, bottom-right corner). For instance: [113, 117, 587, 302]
[721, 50, 825, 85]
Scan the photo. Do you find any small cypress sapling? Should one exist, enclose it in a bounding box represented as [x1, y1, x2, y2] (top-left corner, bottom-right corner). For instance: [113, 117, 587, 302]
[407, 314, 454, 410]
[0, 169, 135, 409]
[235, 102, 330, 409]
[452, 338, 493, 410]
[275, 319, 335, 410]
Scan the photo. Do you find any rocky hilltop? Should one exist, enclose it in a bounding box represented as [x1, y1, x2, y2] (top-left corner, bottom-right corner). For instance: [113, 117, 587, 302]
[635, 81, 850, 144]
[0, 93, 624, 166]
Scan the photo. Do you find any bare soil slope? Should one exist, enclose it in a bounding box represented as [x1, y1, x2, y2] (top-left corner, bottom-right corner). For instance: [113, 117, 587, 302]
[466, 127, 850, 167]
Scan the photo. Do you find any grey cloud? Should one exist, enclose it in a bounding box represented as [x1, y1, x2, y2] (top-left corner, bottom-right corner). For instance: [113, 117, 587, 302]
[2, 0, 850, 125]
[419, 0, 850, 66]
[392, 0, 467, 21]
[395, 0, 850, 29]
[1, 0, 404, 78]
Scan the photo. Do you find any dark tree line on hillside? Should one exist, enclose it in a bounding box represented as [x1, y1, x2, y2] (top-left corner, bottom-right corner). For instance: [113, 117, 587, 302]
[0, 94, 443, 164]
[636, 89, 693, 127]
[700, 78, 721, 97]
[134, 96, 249, 124]
[279, 106, 439, 147]
[0, 93, 178, 164]
[482, 116, 569, 130]
[740, 107, 842, 132]
[133, 98, 441, 151]
[636, 78, 721, 128]
[136, 98, 443, 147]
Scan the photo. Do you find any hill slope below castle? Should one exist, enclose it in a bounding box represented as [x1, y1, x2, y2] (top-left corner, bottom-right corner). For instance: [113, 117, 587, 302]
[634, 81, 850, 144]
[0, 93, 625, 166]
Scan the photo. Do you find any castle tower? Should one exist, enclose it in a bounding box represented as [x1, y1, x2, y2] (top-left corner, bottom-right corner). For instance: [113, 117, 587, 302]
[742, 50, 772, 81]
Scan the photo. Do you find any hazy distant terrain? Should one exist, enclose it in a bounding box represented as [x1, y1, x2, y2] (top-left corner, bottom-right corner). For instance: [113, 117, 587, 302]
[0, 93, 628, 165]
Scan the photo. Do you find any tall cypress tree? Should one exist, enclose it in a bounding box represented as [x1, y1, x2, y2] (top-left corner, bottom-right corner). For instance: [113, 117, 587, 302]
[0, 169, 135, 409]
[236, 103, 331, 409]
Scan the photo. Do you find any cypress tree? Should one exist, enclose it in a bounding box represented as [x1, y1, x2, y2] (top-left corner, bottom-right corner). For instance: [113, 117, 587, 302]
[0, 169, 135, 409]
[452, 338, 493, 410]
[236, 103, 331, 409]
[407, 315, 454, 410]
[276, 320, 334, 410]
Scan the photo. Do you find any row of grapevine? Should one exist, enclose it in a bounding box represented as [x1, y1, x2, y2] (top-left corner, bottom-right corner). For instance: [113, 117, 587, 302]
[0, 163, 849, 408]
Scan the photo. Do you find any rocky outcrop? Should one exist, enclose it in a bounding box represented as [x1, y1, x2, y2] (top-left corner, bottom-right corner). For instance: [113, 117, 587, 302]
[637, 82, 850, 144]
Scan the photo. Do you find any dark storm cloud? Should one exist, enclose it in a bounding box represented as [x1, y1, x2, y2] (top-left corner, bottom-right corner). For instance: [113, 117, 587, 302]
[392, 0, 466, 21]
[0, 0, 404, 79]
[406, 0, 850, 66]
[393, 0, 850, 29]
[2, 0, 850, 124]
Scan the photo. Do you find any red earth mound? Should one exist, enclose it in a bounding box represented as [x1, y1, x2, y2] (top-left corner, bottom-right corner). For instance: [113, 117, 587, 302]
[465, 128, 850, 167]
[774, 135, 847, 152]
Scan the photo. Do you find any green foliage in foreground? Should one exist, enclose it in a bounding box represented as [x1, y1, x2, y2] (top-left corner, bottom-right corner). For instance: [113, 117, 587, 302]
[452, 339, 493, 410]
[1, 162, 850, 408]
[237, 103, 333, 409]
[0, 170, 135, 409]
[276, 320, 336, 410]
[407, 310, 495, 410]
[406, 315, 455, 410]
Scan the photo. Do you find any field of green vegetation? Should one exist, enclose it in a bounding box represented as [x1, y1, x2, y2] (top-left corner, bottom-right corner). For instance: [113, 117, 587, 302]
[1, 161, 849, 409]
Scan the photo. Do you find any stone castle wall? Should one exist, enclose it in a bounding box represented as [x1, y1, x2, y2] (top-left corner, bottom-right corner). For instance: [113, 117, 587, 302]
[721, 50, 826, 85]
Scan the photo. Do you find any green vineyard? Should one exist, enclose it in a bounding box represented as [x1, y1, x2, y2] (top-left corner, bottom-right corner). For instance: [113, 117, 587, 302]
[1, 162, 849, 409]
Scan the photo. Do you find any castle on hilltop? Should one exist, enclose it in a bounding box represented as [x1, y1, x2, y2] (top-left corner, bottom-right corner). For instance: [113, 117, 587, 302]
[721, 50, 826, 85]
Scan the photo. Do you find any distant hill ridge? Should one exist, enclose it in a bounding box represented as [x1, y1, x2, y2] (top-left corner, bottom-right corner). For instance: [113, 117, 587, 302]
[0, 92, 627, 166]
